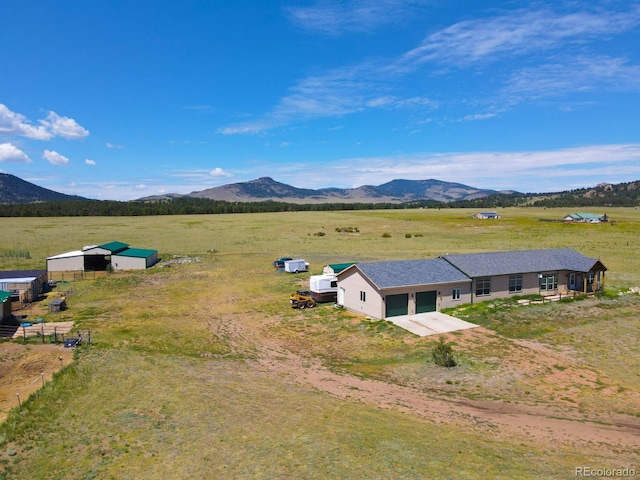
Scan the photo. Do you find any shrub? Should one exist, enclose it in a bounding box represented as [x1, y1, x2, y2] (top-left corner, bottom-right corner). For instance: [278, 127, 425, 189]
[381, 233, 391, 238]
[405, 233, 412, 238]
[432, 336, 457, 367]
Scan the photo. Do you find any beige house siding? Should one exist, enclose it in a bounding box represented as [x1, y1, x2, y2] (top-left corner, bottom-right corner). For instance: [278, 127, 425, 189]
[471, 271, 579, 302]
[339, 269, 384, 319]
[338, 269, 472, 320]
[438, 282, 473, 309]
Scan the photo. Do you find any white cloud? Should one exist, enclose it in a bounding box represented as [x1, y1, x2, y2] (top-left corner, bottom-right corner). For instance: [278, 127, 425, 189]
[106, 142, 124, 149]
[135, 184, 147, 190]
[220, 5, 640, 135]
[459, 113, 497, 122]
[219, 63, 426, 135]
[40, 111, 89, 139]
[0, 142, 32, 163]
[43, 150, 70, 166]
[0, 104, 51, 140]
[317, 143, 640, 192]
[400, 7, 640, 67]
[0, 104, 89, 141]
[209, 167, 232, 177]
[85, 159, 96, 166]
[286, 0, 428, 35]
[505, 55, 640, 98]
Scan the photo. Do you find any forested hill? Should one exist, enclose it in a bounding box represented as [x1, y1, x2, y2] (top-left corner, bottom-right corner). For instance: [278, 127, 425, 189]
[0, 173, 86, 203]
[527, 181, 640, 208]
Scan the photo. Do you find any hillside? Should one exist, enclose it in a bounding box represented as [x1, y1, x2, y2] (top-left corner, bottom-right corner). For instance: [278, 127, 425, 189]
[0, 173, 86, 204]
[186, 177, 504, 203]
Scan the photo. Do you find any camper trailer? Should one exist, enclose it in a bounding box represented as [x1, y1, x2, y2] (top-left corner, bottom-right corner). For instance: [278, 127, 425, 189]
[284, 259, 308, 273]
[309, 274, 338, 303]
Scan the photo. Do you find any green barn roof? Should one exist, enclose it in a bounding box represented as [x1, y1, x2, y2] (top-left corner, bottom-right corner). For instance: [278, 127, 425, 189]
[99, 241, 130, 253]
[326, 262, 356, 274]
[114, 248, 157, 258]
[0, 291, 12, 303]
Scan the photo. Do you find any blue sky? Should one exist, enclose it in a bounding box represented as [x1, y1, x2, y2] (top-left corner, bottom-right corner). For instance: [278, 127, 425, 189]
[1, 0, 640, 201]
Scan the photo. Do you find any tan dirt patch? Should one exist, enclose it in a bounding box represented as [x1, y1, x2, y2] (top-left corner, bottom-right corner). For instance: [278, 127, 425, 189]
[0, 343, 74, 422]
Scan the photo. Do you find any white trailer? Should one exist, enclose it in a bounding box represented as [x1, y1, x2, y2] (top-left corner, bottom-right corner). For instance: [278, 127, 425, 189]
[284, 259, 308, 273]
[309, 274, 338, 303]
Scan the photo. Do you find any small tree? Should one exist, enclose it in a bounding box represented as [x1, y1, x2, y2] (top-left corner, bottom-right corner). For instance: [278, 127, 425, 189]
[432, 336, 457, 367]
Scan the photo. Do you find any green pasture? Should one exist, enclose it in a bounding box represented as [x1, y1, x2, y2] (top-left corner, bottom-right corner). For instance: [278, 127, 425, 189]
[0, 207, 639, 479]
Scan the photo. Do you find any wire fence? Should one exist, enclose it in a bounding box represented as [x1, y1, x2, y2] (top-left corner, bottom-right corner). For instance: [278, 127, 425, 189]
[0, 250, 31, 260]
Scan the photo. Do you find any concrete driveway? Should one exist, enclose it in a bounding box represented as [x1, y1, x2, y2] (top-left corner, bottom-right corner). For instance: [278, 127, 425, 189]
[386, 311, 477, 337]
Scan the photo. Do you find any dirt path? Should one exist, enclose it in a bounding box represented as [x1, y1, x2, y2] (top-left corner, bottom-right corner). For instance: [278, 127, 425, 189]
[214, 313, 640, 452]
[0, 343, 75, 422]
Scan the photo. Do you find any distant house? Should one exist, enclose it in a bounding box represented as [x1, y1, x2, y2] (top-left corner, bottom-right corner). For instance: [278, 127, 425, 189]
[0, 291, 12, 322]
[336, 259, 472, 320]
[336, 248, 607, 320]
[473, 212, 501, 219]
[563, 213, 608, 223]
[47, 241, 158, 273]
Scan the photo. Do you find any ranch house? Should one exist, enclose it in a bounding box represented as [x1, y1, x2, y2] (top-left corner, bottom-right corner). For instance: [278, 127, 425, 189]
[336, 248, 607, 320]
[336, 258, 472, 320]
[441, 248, 607, 303]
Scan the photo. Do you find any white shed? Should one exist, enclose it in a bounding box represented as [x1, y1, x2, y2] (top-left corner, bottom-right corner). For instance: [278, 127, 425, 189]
[111, 248, 158, 271]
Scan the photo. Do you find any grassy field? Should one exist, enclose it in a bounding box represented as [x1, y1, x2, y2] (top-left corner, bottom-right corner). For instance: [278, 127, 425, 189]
[0, 207, 639, 479]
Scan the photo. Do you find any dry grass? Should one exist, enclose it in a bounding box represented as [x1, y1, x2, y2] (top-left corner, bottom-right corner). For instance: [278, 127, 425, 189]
[0, 207, 639, 479]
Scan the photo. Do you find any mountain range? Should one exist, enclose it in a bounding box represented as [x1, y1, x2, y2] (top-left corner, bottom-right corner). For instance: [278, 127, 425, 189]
[1, 173, 638, 207]
[141, 177, 511, 204]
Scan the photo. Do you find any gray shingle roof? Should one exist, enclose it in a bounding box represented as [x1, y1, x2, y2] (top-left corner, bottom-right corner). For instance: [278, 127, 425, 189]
[352, 258, 471, 289]
[441, 248, 605, 278]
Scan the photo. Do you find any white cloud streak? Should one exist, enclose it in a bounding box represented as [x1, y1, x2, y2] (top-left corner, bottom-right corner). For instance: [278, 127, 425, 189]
[318, 144, 640, 192]
[0, 143, 32, 163]
[400, 7, 640, 68]
[221, 5, 640, 135]
[286, 0, 428, 35]
[85, 159, 96, 166]
[43, 150, 70, 166]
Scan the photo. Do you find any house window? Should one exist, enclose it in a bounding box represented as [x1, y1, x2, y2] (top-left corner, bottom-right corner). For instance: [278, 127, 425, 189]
[540, 273, 558, 291]
[452, 288, 461, 301]
[359, 291, 366, 302]
[476, 278, 491, 296]
[509, 275, 523, 293]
